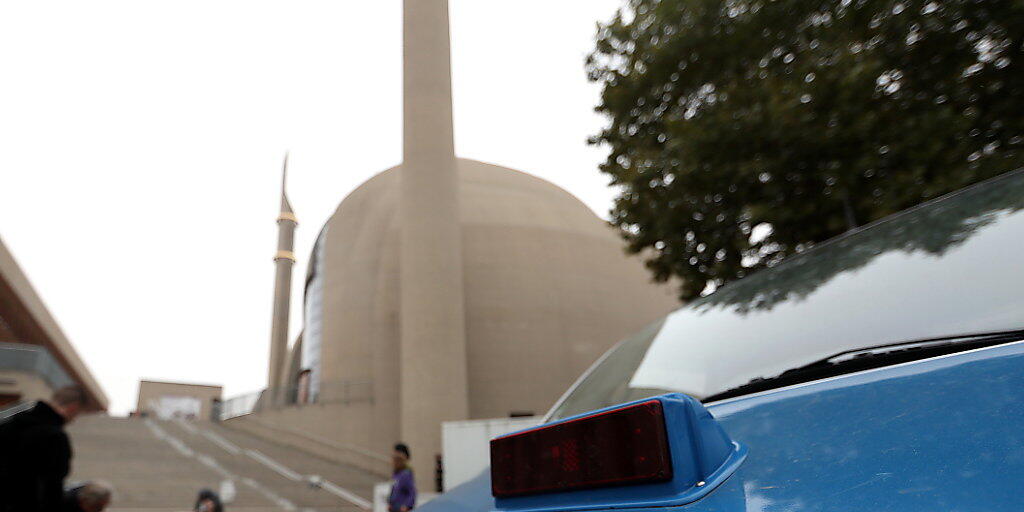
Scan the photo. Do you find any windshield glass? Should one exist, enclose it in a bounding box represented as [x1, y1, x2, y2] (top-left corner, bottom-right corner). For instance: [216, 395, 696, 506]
[549, 169, 1024, 421]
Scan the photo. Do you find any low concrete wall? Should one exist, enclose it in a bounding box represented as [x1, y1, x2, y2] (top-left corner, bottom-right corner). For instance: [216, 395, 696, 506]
[223, 410, 390, 478]
[137, 380, 222, 420]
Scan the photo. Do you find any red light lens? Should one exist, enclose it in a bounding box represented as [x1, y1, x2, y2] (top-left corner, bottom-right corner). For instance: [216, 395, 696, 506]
[490, 400, 673, 498]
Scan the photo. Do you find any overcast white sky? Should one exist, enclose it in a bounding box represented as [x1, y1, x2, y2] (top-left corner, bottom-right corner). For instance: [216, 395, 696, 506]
[0, 0, 625, 415]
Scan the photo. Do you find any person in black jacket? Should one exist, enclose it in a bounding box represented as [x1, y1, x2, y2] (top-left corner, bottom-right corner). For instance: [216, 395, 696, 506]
[193, 489, 224, 512]
[62, 481, 112, 512]
[0, 386, 86, 512]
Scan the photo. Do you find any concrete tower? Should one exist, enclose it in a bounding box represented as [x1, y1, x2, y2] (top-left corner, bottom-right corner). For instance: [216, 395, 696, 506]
[399, 0, 470, 477]
[228, 1, 679, 481]
[268, 155, 297, 398]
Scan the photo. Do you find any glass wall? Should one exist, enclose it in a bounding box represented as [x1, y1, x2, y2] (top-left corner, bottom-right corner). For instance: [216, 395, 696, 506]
[300, 227, 327, 403]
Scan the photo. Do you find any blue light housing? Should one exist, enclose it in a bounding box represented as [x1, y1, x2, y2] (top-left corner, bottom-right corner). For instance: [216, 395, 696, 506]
[491, 399, 673, 497]
[490, 394, 746, 512]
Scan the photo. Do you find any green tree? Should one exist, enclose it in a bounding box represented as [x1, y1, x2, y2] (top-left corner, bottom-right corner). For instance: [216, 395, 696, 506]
[589, 0, 1024, 300]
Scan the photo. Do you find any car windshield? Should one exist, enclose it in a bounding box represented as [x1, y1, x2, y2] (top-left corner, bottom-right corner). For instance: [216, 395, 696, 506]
[549, 169, 1024, 421]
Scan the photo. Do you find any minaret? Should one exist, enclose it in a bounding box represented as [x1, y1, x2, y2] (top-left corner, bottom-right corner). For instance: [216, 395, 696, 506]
[399, 0, 470, 479]
[268, 154, 297, 402]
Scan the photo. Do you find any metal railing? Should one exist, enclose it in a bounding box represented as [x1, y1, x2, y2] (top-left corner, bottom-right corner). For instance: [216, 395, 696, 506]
[0, 400, 34, 421]
[220, 391, 261, 420]
[219, 380, 373, 421]
[0, 341, 73, 391]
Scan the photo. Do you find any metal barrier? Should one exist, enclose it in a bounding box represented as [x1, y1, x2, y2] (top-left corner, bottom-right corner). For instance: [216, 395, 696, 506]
[0, 342, 74, 391]
[219, 380, 374, 421]
[0, 400, 34, 421]
[220, 390, 261, 420]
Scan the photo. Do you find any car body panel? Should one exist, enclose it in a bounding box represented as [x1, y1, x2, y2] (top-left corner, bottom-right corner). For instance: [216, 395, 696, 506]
[694, 340, 1024, 511]
[420, 341, 1024, 511]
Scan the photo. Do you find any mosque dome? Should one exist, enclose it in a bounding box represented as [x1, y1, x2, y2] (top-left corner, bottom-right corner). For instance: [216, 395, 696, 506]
[300, 158, 678, 448]
[251, 0, 676, 478]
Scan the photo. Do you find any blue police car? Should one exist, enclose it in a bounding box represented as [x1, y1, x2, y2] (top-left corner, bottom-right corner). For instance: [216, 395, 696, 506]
[421, 168, 1024, 511]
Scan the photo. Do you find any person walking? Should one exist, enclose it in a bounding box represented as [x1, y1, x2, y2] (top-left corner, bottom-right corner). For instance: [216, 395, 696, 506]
[62, 481, 113, 512]
[0, 386, 86, 512]
[388, 443, 417, 512]
[193, 488, 224, 512]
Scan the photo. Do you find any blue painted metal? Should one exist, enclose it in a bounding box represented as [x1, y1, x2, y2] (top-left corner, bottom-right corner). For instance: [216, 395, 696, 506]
[418, 341, 1024, 512]
[493, 394, 746, 512]
[695, 340, 1024, 512]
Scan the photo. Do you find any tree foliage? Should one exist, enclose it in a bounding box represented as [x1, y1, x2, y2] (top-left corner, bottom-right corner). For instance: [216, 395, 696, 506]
[588, 0, 1024, 300]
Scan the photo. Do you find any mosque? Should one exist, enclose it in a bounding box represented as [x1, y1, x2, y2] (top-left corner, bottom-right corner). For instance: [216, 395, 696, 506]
[224, 0, 679, 480]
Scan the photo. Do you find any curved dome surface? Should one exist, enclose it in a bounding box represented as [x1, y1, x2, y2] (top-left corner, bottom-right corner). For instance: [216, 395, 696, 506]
[299, 158, 678, 455]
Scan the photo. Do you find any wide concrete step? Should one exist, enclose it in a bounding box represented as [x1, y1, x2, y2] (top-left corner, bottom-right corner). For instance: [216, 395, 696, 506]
[68, 415, 381, 511]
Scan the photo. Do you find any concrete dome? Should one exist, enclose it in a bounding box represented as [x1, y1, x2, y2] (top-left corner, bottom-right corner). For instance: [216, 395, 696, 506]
[295, 158, 678, 457]
[244, 0, 677, 477]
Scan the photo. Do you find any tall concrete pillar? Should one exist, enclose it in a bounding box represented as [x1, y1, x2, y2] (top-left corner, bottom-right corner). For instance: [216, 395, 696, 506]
[268, 155, 297, 403]
[399, 0, 470, 482]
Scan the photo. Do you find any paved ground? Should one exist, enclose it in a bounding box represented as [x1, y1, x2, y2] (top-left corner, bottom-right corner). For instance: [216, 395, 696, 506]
[67, 414, 383, 512]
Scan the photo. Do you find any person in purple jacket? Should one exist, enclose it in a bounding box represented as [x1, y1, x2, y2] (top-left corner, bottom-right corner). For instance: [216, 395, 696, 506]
[388, 443, 417, 512]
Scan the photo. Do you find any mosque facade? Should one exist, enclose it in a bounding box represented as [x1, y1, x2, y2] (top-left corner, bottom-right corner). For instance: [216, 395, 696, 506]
[226, 0, 679, 480]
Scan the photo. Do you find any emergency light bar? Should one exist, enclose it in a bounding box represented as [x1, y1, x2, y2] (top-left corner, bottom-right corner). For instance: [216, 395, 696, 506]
[490, 399, 672, 498]
[490, 394, 747, 512]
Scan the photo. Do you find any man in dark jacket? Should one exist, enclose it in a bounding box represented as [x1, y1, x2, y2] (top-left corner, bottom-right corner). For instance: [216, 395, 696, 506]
[193, 488, 224, 512]
[0, 386, 86, 512]
[62, 481, 112, 512]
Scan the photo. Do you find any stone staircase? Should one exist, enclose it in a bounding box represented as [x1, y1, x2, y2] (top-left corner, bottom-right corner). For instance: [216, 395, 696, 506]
[68, 414, 382, 512]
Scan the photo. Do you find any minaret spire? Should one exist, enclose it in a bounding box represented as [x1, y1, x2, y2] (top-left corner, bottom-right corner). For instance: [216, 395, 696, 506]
[280, 152, 294, 215]
[399, 0, 470, 480]
[268, 153, 297, 400]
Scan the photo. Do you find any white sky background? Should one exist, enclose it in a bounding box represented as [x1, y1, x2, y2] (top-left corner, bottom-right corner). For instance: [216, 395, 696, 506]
[0, 0, 625, 415]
